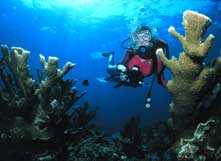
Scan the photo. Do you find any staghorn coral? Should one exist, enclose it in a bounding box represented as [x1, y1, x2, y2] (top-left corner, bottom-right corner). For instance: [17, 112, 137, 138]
[36, 54, 75, 105]
[0, 45, 77, 141]
[157, 10, 221, 131]
[0, 45, 98, 161]
[1, 45, 36, 97]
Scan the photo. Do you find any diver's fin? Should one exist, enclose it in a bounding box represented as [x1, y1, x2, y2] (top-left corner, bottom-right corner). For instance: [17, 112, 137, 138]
[104, 75, 123, 82]
[96, 77, 108, 83]
[104, 76, 115, 81]
[114, 81, 130, 88]
[102, 51, 115, 57]
[114, 83, 123, 88]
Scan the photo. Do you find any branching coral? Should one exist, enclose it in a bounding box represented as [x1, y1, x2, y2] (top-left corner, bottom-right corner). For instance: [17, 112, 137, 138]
[1, 45, 36, 97]
[0, 45, 92, 143]
[36, 54, 75, 105]
[157, 10, 221, 131]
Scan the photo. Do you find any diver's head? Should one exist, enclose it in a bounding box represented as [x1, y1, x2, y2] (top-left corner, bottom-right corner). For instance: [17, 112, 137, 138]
[130, 25, 152, 51]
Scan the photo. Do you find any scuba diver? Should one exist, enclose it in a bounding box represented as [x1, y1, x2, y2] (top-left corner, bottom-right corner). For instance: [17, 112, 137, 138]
[101, 25, 169, 109]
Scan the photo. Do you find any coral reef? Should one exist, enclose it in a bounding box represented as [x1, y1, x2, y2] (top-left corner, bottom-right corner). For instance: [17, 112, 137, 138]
[1, 46, 36, 97]
[144, 121, 176, 161]
[157, 10, 221, 131]
[146, 122, 174, 154]
[0, 45, 97, 160]
[120, 116, 144, 158]
[67, 133, 126, 161]
[177, 118, 221, 161]
[120, 116, 142, 145]
[1, 10, 221, 161]
[117, 118, 175, 160]
[0, 45, 76, 141]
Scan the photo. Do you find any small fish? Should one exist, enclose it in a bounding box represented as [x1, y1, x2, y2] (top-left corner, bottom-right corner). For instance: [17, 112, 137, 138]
[82, 80, 89, 86]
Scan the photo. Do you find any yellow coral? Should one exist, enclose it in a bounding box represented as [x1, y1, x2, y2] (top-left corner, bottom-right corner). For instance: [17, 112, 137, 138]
[1, 45, 36, 97]
[157, 10, 221, 131]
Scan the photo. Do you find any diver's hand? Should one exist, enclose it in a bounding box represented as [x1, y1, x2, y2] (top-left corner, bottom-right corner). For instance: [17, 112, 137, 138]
[119, 72, 128, 81]
[117, 64, 127, 72]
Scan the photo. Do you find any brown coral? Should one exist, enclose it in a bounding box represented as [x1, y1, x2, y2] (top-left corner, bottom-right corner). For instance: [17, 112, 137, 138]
[157, 10, 221, 131]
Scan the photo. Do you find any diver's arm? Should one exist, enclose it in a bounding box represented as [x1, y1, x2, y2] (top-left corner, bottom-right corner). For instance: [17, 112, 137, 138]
[154, 39, 169, 87]
[158, 39, 169, 57]
[121, 49, 133, 64]
[156, 58, 167, 88]
[158, 73, 167, 87]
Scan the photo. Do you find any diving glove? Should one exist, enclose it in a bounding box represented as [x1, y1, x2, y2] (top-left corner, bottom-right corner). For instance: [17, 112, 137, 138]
[119, 72, 128, 81]
[117, 64, 127, 72]
[117, 64, 128, 81]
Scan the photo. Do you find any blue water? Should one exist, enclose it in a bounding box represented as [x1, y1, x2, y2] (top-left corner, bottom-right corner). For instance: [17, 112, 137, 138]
[0, 0, 221, 132]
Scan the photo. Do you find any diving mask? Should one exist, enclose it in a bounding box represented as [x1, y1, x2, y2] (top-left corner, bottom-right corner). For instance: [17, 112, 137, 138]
[130, 30, 152, 50]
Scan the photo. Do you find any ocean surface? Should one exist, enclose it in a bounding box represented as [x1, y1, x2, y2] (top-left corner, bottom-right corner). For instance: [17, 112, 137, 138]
[0, 0, 220, 132]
